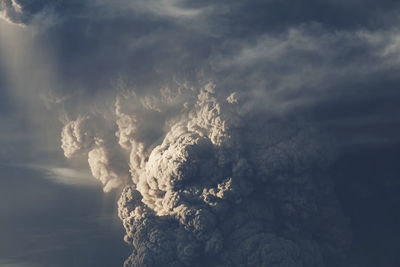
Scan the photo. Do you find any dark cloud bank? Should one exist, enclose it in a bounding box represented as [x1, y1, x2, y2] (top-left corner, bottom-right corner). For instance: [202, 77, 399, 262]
[1, 0, 400, 266]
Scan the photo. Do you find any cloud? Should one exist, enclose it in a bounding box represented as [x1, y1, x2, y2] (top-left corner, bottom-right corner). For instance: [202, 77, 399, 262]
[5, 163, 98, 187]
[3, 0, 400, 266]
[0, 0, 58, 26]
[102, 0, 205, 19]
[61, 115, 130, 192]
[0, 0, 25, 26]
[60, 82, 351, 266]
[88, 146, 128, 192]
[44, 167, 97, 187]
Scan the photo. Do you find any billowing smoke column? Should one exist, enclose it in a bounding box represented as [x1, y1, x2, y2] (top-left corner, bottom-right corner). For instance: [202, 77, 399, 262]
[61, 83, 351, 267]
[61, 115, 130, 192]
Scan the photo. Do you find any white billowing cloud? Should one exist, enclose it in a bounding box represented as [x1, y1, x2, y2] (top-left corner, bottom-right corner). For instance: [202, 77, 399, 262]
[88, 145, 128, 193]
[114, 83, 196, 178]
[60, 115, 129, 192]
[61, 115, 96, 158]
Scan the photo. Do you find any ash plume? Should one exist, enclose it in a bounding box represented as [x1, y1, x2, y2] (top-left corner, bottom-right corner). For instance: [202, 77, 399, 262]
[60, 82, 352, 266]
[61, 115, 129, 192]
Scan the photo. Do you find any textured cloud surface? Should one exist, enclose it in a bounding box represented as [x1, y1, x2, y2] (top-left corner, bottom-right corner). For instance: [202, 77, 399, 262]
[3, 0, 400, 266]
[61, 115, 129, 192]
[61, 83, 351, 266]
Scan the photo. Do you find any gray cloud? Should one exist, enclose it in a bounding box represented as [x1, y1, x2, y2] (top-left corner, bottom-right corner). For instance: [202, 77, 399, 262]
[0, 0, 26, 26]
[0, 0, 59, 26]
[60, 82, 351, 266]
[2, 0, 400, 266]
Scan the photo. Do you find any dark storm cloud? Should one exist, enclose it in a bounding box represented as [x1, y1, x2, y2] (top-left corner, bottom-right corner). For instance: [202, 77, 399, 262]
[4, 0, 400, 103]
[2, 0, 400, 266]
[5, 0, 397, 127]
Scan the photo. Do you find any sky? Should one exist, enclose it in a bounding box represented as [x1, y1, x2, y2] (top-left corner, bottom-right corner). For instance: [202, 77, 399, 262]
[0, 0, 400, 266]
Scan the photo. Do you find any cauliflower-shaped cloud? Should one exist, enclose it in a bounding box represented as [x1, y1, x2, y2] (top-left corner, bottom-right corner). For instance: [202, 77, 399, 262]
[61, 115, 129, 192]
[61, 83, 351, 266]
